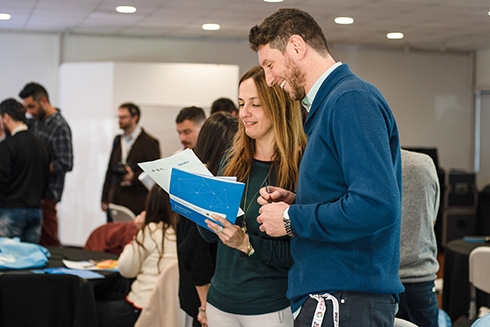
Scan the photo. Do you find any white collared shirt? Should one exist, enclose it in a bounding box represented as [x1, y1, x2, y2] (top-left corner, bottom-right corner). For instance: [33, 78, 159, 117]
[301, 62, 343, 112]
[121, 125, 142, 164]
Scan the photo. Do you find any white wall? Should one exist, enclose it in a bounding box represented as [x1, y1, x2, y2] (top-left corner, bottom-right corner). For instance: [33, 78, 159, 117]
[0, 32, 60, 106]
[2, 30, 490, 243]
[476, 48, 490, 90]
[58, 62, 238, 246]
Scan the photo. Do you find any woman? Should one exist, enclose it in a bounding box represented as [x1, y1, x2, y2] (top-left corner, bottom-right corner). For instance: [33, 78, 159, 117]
[95, 185, 178, 327]
[199, 65, 306, 327]
[177, 111, 238, 327]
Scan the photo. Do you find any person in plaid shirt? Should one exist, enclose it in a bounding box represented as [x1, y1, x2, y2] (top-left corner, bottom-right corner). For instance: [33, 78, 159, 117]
[19, 82, 73, 247]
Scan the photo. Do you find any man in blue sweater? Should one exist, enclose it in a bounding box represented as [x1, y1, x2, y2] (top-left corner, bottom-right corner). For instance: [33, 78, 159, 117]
[251, 8, 404, 327]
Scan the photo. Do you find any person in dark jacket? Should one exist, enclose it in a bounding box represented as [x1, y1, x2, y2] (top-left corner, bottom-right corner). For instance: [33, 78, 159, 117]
[0, 98, 49, 243]
[101, 102, 160, 220]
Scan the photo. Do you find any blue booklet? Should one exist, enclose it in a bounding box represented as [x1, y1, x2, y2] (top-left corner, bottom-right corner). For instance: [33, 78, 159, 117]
[44, 267, 105, 279]
[169, 168, 245, 231]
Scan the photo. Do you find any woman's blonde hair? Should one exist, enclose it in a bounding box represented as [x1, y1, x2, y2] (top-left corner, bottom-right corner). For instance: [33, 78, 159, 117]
[223, 65, 306, 191]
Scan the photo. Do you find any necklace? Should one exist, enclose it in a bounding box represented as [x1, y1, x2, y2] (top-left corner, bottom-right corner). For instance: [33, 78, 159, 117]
[241, 168, 271, 233]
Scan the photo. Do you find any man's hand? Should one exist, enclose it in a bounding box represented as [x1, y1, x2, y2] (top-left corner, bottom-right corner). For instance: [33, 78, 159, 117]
[257, 186, 296, 205]
[120, 165, 134, 186]
[257, 202, 290, 237]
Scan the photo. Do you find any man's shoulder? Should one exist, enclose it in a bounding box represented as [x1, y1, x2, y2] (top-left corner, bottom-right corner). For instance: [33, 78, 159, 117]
[51, 111, 71, 128]
[138, 128, 159, 143]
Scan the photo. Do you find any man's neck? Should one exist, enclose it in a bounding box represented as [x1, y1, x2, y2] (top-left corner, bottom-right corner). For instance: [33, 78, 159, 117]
[9, 122, 28, 136]
[303, 53, 337, 94]
[43, 104, 57, 119]
[123, 125, 136, 137]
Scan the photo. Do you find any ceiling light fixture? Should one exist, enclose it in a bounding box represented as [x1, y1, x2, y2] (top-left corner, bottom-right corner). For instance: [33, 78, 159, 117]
[264, 0, 284, 3]
[334, 17, 354, 25]
[386, 32, 404, 40]
[202, 23, 220, 31]
[0, 13, 11, 20]
[116, 6, 137, 14]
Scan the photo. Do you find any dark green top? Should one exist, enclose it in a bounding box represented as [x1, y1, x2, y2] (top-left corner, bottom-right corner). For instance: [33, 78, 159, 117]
[199, 159, 292, 315]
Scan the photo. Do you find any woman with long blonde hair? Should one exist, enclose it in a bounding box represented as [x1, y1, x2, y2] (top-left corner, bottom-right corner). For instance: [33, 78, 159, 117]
[199, 65, 306, 327]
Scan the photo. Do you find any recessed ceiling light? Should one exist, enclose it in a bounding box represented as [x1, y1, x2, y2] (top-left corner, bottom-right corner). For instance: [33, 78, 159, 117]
[0, 13, 11, 20]
[334, 17, 354, 25]
[386, 32, 404, 40]
[116, 6, 137, 14]
[488, 10, 490, 16]
[264, 0, 284, 2]
[202, 23, 220, 31]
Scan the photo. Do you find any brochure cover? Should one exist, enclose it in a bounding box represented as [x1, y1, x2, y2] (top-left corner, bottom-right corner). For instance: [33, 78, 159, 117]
[138, 149, 213, 193]
[169, 168, 245, 230]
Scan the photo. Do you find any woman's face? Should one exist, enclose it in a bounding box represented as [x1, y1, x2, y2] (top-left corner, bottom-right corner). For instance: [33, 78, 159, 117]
[238, 78, 273, 142]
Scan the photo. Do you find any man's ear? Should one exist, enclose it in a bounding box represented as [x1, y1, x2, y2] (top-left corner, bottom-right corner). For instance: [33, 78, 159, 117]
[288, 35, 307, 58]
[40, 96, 50, 106]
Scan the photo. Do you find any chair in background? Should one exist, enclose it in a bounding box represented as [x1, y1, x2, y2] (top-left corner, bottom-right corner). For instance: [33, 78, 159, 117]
[394, 318, 419, 327]
[84, 222, 138, 256]
[469, 247, 490, 319]
[108, 203, 135, 222]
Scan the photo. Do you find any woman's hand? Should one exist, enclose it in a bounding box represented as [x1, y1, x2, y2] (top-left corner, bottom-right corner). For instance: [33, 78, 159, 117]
[134, 211, 146, 230]
[205, 214, 249, 254]
[197, 306, 207, 327]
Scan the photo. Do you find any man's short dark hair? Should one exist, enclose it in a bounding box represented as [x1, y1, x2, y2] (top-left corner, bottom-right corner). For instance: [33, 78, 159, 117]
[210, 98, 237, 115]
[0, 98, 27, 123]
[176, 106, 206, 124]
[249, 8, 329, 56]
[119, 102, 141, 123]
[18, 82, 50, 103]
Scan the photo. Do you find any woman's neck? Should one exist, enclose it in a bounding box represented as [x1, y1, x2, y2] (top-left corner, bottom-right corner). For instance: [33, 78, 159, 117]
[253, 138, 274, 162]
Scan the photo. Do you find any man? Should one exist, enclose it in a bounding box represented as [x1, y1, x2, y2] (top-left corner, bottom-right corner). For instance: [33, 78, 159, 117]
[252, 8, 404, 326]
[101, 102, 160, 220]
[175, 106, 206, 150]
[19, 82, 73, 247]
[0, 98, 49, 243]
[397, 149, 440, 327]
[210, 97, 238, 116]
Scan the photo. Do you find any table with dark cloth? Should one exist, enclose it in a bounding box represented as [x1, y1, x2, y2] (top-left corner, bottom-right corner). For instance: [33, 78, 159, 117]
[0, 246, 125, 327]
[442, 239, 490, 322]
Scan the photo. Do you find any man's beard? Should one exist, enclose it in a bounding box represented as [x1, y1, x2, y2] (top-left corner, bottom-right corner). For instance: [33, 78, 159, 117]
[286, 60, 307, 101]
[36, 104, 46, 120]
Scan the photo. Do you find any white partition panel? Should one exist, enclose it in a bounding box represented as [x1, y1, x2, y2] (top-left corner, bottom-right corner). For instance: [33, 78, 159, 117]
[58, 62, 239, 246]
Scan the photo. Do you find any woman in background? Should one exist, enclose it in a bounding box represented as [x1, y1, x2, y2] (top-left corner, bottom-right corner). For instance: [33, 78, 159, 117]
[95, 185, 178, 327]
[177, 111, 238, 327]
[199, 65, 306, 327]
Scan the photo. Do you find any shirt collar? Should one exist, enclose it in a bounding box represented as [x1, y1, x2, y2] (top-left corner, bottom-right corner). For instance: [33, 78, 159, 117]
[301, 62, 343, 112]
[11, 123, 28, 136]
[123, 125, 141, 142]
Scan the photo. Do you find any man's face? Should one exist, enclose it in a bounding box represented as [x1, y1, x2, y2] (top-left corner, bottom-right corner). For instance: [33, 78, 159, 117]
[23, 96, 46, 120]
[176, 119, 201, 149]
[258, 43, 307, 101]
[0, 115, 5, 134]
[118, 107, 137, 132]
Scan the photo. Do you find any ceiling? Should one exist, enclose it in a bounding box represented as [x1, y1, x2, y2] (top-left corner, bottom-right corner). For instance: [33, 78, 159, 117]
[1, 0, 490, 53]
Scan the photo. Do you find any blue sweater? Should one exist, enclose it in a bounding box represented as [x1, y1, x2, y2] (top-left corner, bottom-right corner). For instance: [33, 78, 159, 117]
[288, 64, 404, 312]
